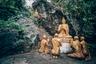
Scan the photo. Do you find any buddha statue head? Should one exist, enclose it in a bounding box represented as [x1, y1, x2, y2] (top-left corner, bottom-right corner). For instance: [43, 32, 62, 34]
[62, 17, 66, 24]
[43, 34, 47, 39]
[80, 36, 85, 41]
[54, 33, 58, 37]
[74, 36, 79, 40]
[66, 35, 72, 38]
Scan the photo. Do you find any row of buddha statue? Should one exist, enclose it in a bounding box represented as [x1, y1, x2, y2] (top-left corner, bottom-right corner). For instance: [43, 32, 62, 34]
[38, 17, 91, 60]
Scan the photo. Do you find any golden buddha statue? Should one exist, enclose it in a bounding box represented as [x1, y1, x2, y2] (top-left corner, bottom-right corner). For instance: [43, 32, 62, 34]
[51, 33, 61, 58]
[58, 17, 69, 38]
[80, 36, 91, 60]
[80, 36, 87, 54]
[38, 35, 49, 54]
[68, 36, 85, 59]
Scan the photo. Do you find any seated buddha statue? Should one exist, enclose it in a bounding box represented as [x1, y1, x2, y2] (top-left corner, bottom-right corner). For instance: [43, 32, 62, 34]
[80, 36, 91, 60]
[80, 36, 87, 55]
[58, 17, 69, 38]
[68, 36, 85, 59]
[51, 33, 61, 58]
[38, 35, 49, 54]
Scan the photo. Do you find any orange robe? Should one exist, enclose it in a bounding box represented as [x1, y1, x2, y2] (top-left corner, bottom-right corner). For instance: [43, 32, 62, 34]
[39, 39, 49, 54]
[80, 41, 88, 55]
[68, 40, 85, 58]
[51, 38, 61, 55]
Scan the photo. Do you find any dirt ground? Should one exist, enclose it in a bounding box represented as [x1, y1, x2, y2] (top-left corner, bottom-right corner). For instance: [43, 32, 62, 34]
[0, 50, 96, 64]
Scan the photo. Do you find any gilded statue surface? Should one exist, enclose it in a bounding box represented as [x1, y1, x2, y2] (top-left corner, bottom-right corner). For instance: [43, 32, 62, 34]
[51, 34, 61, 58]
[39, 35, 49, 54]
[58, 17, 69, 38]
[68, 36, 85, 58]
[80, 36, 91, 60]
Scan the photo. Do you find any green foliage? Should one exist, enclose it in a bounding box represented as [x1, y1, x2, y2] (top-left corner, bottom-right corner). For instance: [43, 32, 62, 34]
[0, 0, 32, 56]
[0, 0, 30, 20]
[0, 18, 27, 57]
[0, 20, 23, 31]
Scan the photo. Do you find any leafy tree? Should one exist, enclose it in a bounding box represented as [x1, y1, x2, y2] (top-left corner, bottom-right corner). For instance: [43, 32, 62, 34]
[0, 0, 28, 20]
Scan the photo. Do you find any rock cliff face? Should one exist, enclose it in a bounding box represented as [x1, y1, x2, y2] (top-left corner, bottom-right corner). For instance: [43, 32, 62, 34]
[0, 17, 51, 58]
[17, 17, 39, 50]
[17, 17, 51, 50]
[17, 17, 51, 38]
